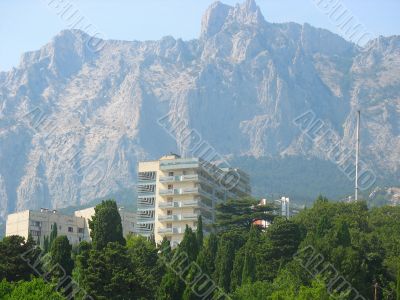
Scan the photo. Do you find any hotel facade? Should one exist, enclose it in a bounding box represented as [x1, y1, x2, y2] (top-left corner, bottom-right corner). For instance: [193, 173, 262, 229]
[6, 206, 136, 246]
[136, 154, 251, 246]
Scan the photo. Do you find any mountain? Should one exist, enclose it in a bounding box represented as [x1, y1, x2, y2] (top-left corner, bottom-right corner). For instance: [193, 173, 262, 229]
[0, 0, 399, 220]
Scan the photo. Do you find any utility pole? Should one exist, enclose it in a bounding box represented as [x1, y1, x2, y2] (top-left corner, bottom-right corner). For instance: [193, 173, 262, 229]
[355, 110, 360, 201]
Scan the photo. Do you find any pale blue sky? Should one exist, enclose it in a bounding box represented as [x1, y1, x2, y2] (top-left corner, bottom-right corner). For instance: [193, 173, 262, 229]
[0, 0, 399, 71]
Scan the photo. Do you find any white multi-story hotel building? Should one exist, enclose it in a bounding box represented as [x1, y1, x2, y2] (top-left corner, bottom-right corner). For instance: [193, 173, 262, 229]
[6, 206, 136, 246]
[136, 154, 251, 246]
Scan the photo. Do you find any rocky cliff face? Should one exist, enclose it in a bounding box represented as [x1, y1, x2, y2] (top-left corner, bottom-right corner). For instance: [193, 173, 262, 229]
[0, 0, 399, 218]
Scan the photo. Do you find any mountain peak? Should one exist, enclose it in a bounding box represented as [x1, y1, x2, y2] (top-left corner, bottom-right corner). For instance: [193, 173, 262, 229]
[200, 0, 264, 39]
[200, 1, 231, 39]
[242, 0, 258, 13]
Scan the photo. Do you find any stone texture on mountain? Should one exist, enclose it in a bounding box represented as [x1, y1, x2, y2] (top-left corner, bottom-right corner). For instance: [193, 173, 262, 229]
[0, 0, 398, 219]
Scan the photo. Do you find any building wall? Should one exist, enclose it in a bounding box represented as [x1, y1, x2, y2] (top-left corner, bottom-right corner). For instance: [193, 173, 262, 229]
[6, 207, 136, 246]
[137, 155, 251, 246]
[6, 209, 87, 246]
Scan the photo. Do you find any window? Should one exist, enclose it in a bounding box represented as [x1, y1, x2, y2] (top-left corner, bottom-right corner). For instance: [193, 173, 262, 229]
[167, 197, 173, 202]
[68, 227, 73, 233]
[167, 223, 172, 228]
[30, 221, 41, 227]
[78, 228, 84, 234]
[79, 237, 82, 242]
[168, 172, 174, 176]
[167, 210, 173, 215]
[131, 223, 135, 228]
[182, 170, 186, 175]
[59, 226, 62, 230]
[168, 184, 173, 190]
[30, 230, 40, 237]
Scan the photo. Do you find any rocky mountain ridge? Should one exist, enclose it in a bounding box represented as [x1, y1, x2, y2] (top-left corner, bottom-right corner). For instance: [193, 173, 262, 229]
[0, 0, 399, 220]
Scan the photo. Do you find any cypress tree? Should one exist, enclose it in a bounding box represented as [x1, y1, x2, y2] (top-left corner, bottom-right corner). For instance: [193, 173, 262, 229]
[196, 215, 203, 249]
[214, 232, 245, 292]
[397, 261, 400, 300]
[49, 222, 58, 247]
[50, 236, 74, 277]
[230, 247, 245, 291]
[336, 220, 351, 247]
[89, 199, 125, 250]
[159, 236, 172, 261]
[179, 225, 198, 262]
[242, 226, 259, 284]
[43, 236, 50, 254]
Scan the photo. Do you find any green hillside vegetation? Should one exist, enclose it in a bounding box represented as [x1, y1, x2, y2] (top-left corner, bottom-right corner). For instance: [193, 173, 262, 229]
[0, 197, 399, 299]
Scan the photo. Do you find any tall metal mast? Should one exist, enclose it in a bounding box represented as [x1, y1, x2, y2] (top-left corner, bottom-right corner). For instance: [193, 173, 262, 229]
[355, 110, 360, 201]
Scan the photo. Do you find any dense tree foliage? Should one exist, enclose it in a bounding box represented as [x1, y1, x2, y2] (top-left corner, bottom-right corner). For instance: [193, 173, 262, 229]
[1, 196, 400, 299]
[89, 199, 125, 250]
[0, 278, 65, 299]
[216, 197, 275, 231]
[50, 236, 74, 278]
[0, 235, 39, 282]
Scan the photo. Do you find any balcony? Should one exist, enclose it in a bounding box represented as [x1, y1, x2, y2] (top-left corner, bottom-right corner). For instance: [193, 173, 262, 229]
[158, 213, 199, 222]
[158, 226, 197, 235]
[158, 199, 212, 210]
[159, 187, 199, 196]
[137, 220, 155, 225]
[159, 174, 199, 183]
[158, 215, 174, 221]
[158, 228, 173, 234]
[158, 202, 175, 208]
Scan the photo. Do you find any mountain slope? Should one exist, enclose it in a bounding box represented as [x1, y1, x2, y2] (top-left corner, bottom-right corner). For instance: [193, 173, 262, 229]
[0, 0, 399, 219]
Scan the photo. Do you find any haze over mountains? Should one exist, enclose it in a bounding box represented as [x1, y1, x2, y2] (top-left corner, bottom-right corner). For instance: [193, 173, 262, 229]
[0, 0, 399, 220]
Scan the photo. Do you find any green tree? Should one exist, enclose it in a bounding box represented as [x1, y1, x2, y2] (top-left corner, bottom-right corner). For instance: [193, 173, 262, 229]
[257, 218, 301, 281]
[89, 199, 125, 250]
[198, 233, 218, 276]
[230, 247, 245, 291]
[336, 221, 351, 247]
[83, 242, 138, 300]
[49, 222, 58, 247]
[157, 270, 184, 300]
[43, 235, 50, 254]
[241, 226, 259, 285]
[196, 215, 204, 249]
[182, 233, 219, 300]
[214, 232, 245, 292]
[397, 263, 400, 300]
[126, 235, 164, 299]
[216, 197, 275, 231]
[72, 241, 91, 299]
[179, 226, 199, 262]
[231, 281, 272, 300]
[0, 235, 39, 282]
[50, 236, 74, 278]
[158, 237, 172, 261]
[0, 278, 65, 300]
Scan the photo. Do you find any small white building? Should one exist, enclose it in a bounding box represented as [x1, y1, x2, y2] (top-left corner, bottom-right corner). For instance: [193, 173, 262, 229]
[6, 206, 136, 246]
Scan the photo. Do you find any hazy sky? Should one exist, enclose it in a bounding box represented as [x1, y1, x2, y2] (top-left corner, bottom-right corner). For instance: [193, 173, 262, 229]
[1, 0, 399, 71]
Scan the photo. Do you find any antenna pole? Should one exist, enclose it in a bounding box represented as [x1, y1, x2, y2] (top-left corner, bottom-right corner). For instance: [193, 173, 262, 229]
[355, 110, 360, 201]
